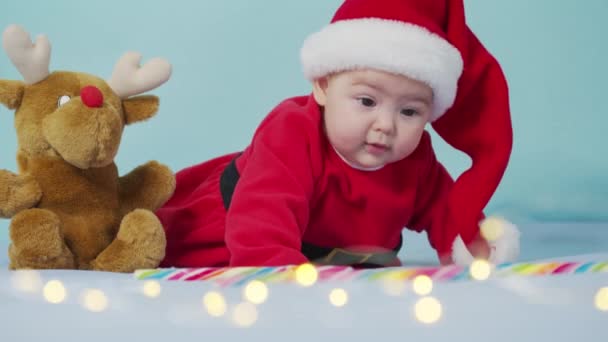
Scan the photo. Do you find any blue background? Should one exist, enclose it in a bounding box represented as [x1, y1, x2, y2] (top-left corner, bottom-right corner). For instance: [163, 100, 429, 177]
[2, 0, 607, 247]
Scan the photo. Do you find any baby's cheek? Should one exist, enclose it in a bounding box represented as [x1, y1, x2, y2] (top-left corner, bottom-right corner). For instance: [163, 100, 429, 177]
[339, 127, 365, 147]
[394, 138, 419, 159]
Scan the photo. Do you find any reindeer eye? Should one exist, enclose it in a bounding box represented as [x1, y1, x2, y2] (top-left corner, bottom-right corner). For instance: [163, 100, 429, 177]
[57, 95, 71, 107]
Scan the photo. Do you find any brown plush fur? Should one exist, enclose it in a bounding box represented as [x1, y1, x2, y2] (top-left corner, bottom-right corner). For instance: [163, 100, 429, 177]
[0, 70, 175, 272]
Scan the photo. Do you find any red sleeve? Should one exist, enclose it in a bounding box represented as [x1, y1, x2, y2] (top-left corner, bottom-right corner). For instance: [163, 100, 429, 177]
[408, 132, 488, 264]
[225, 109, 318, 266]
[408, 132, 453, 238]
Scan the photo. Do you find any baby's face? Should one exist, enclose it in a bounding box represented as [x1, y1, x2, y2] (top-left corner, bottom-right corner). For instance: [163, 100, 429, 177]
[313, 69, 433, 170]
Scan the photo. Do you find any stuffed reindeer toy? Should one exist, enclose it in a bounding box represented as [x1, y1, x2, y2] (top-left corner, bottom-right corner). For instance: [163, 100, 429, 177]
[0, 24, 175, 272]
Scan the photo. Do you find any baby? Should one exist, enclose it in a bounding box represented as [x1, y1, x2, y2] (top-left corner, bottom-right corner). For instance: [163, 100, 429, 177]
[157, 0, 520, 268]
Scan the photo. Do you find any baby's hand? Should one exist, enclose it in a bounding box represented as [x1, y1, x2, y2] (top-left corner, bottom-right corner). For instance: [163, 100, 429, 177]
[482, 217, 520, 264]
[452, 217, 520, 266]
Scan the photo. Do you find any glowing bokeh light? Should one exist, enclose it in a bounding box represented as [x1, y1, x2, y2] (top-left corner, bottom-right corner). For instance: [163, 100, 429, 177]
[232, 302, 258, 327]
[295, 263, 318, 287]
[142, 280, 162, 298]
[382, 279, 406, 296]
[470, 259, 492, 281]
[412, 275, 433, 295]
[329, 288, 349, 307]
[43, 280, 67, 304]
[203, 291, 227, 317]
[414, 296, 442, 324]
[81, 289, 109, 312]
[244, 280, 269, 304]
[480, 217, 504, 242]
[595, 287, 608, 312]
[11, 270, 42, 293]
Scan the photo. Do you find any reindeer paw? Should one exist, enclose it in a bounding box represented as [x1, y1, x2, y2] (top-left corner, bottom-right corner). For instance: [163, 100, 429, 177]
[91, 209, 166, 273]
[9, 208, 75, 270]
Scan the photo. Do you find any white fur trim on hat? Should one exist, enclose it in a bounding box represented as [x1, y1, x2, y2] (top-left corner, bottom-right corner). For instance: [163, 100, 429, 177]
[300, 18, 464, 121]
[452, 217, 521, 266]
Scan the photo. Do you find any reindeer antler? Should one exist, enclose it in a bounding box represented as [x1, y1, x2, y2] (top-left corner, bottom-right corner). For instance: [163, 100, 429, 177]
[107, 51, 172, 99]
[2, 25, 51, 85]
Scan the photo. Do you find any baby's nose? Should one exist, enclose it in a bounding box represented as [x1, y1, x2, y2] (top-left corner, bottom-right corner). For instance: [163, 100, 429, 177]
[373, 112, 395, 134]
[80, 85, 104, 108]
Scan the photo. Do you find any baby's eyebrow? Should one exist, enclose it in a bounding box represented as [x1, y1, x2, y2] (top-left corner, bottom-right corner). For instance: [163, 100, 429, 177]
[351, 79, 383, 91]
[351, 80, 433, 106]
[401, 94, 433, 106]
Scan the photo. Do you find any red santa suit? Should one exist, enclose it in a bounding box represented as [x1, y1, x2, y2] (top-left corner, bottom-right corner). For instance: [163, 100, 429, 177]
[157, 94, 458, 267]
[158, 0, 521, 267]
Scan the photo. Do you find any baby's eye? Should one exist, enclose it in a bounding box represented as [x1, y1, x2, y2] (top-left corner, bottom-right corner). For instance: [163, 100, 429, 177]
[57, 95, 71, 107]
[400, 108, 418, 117]
[357, 97, 376, 107]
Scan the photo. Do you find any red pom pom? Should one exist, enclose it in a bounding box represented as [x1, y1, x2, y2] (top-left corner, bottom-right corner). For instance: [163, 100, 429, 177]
[80, 85, 104, 108]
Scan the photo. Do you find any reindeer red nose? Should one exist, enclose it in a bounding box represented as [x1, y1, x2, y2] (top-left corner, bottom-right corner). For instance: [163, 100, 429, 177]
[81, 85, 104, 108]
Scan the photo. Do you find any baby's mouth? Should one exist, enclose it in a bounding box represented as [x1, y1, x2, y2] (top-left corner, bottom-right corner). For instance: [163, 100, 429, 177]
[366, 142, 389, 149]
[365, 142, 390, 154]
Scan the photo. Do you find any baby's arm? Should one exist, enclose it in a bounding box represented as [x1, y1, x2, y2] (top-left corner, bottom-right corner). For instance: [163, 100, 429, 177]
[0, 170, 41, 218]
[407, 133, 489, 264]
[224, 113, 316, 266]
[118, 161, 176, 215]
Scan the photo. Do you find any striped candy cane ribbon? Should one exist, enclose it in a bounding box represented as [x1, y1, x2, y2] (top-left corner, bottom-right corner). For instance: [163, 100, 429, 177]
[134, 261, 608, 286]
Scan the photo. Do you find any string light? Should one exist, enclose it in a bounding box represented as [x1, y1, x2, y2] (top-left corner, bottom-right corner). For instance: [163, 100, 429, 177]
[329, 288, 348, 307]
[414, 296, 442, 324]
[11, 270, 42, 293]
[412, 275, 433, 295]
[43, 280, 67, 304]
[381, 279, 406, 296]
[232, 302, 258, 328]
[81, 289, 109, 312]
[203, 291, 227, 317]
[295, 263, 318, 287]
[243, 280, 269, 304]
[142, 280, 162, 298]
[480, 217, 504, 242]
[595, 287, 608, 312]
[470, 259, 492, 281]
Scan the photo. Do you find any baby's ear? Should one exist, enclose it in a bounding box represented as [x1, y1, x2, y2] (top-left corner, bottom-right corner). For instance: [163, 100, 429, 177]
[312, 77, 329, 106]
[122, 95, 159, 125]
[0, 80, 25, 109]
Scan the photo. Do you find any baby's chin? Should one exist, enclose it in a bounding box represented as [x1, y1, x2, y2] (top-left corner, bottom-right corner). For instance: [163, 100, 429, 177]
[350, 155, 388, 171]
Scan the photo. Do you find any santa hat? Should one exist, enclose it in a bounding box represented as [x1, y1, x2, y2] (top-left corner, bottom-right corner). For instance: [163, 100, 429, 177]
[300, 0, 519, 265]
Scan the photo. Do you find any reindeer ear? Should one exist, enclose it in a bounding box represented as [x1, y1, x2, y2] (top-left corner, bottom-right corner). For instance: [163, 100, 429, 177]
[122, 95, 160, 124]
[0, 80, 25, 109]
